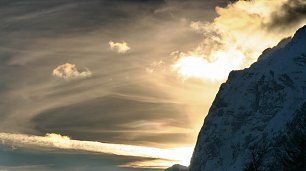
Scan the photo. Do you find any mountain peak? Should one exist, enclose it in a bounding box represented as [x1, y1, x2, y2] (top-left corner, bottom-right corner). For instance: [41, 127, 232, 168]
[293, 25, 306, 40]
[165, 164, 188, 171]
[189, 25, 306, 171]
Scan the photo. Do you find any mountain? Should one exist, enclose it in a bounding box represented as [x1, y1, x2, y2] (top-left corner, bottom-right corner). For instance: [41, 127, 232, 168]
[165, 164, 188, 171]
[187, 25, 306, 171]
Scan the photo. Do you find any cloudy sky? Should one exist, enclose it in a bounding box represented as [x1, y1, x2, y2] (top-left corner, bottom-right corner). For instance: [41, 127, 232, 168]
[0, 0, 306, 170]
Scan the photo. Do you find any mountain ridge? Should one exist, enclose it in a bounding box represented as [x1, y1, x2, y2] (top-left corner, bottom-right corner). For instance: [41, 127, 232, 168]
[189, 24, 306, 171]
[165, 25, 306, 171]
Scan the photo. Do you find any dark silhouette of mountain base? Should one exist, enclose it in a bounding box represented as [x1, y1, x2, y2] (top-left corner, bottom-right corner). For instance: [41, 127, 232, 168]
[165, 164, 188, 171]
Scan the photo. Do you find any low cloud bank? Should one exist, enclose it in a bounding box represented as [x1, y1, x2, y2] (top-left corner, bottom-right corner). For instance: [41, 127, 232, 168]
[0, 132, 192, 168]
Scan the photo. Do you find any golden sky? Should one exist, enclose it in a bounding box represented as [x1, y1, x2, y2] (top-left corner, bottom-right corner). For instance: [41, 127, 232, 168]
[0, 0, 305, 170]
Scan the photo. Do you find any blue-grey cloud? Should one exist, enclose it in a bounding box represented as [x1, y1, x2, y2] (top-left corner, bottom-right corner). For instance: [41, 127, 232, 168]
[0, 144, 157, 171]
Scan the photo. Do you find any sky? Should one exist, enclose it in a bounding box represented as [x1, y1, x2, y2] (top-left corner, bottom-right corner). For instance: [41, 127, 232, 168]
[0, 0, 306, 170]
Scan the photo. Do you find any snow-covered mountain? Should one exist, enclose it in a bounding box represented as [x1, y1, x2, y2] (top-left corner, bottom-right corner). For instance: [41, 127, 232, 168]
[186, 25, 306, 171]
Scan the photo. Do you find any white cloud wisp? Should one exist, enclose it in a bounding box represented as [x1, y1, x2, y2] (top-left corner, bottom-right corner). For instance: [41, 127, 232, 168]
[109, 41, 130, 53]
[52, 63, 92, 80]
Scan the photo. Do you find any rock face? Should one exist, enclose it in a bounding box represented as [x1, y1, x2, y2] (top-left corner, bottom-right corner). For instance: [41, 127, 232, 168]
[189, 25, 306, 171]
[165, 164, 188, 171]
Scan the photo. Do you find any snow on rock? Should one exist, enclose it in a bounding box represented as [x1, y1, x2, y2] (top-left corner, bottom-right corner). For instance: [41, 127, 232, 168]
[189, 25, 306, 171]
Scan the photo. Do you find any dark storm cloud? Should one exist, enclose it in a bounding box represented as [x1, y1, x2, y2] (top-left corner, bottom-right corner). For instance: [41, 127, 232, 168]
[267, 0, 306, 29]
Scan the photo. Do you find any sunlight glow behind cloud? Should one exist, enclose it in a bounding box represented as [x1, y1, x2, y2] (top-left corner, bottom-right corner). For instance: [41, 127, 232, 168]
[0, 132, 193, 168]
[172, 0, 306, 81]
[172, 52, 243, 81]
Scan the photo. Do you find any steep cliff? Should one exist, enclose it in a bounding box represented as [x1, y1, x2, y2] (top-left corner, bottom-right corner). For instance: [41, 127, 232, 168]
[189, 25, 306, 171]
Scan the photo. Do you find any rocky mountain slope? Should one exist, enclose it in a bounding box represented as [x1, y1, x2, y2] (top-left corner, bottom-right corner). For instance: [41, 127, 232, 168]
[188, 25, 306, 171]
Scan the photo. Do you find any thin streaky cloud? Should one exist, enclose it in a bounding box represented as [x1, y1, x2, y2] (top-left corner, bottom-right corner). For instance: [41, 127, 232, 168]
[0, 132, 192, 167]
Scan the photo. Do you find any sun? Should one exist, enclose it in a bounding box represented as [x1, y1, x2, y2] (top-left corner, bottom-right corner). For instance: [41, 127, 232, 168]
[172, 55, 226, 81]
[172, 53, 244, 81]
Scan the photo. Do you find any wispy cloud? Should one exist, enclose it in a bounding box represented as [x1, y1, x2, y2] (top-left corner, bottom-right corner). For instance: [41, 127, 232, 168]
[0, 1, 212, 169]
[109, 41, 130, 53]
[52, 63, 92, 80]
